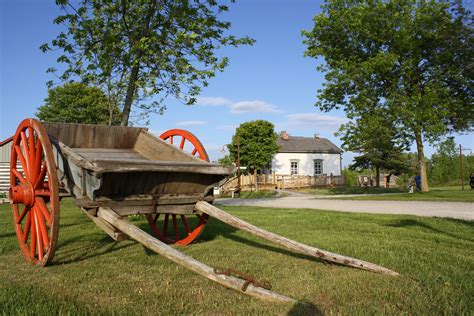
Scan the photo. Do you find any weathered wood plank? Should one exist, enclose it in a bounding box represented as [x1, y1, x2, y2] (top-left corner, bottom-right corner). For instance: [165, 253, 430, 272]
[97, 207, 296, 303]
[82, 208, 128, 241]
[89, 160, 233, 175]
[134, 130, 198, 162]
[195, 201, 399, 276]
[42, 122, 143, 149]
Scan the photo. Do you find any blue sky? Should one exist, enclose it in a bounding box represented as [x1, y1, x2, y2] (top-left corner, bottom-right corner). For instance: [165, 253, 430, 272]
[1, 0, 472, 166]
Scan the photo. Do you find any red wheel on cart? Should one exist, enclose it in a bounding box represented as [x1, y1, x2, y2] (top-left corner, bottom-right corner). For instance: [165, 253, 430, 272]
[9, 118, 60, 266]
[146, 129, 209, 246]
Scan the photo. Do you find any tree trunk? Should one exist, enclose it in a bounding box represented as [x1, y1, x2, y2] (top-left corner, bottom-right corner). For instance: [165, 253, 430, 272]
[415, 131, 429, 192]
[120, 61, 140, 126]
[119, 1, 156, 126]
[375, 166, 380, 187]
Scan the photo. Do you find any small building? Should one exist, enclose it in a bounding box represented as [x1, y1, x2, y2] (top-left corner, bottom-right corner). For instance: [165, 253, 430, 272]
[0, 136, 13, 194]
[271, 132, 342, 176]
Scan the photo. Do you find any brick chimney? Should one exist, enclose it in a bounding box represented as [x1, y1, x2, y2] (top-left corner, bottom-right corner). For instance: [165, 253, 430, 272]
[280, 131, 289, 140]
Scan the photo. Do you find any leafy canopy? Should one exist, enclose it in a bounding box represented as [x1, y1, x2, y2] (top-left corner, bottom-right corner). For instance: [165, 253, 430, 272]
[41, 0, 254, 126]
[339, 108, 412, 177]
[303, 0, 473, 191]
[36, 82, 121, 125]
[228, 120, 279, 173]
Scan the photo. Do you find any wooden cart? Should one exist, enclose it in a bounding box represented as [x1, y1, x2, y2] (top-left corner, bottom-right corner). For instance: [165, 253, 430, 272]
[7, 118, 398, 303]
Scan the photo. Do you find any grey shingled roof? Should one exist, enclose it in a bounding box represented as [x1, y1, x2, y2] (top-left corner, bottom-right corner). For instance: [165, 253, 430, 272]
[278, 136, 342, 154]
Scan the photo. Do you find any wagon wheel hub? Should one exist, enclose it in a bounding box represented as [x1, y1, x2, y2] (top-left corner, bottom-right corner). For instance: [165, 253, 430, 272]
[10, 182, 35, 207]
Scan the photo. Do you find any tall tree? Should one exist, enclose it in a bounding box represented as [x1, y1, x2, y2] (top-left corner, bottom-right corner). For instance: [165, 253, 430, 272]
[228, 120, 279, 174]
[303, 0, 473, 191]
[36, 82, 121, 125]
[41, 0, 254, 126]
[428, 137, 459, 185]
[338, 108, 411, 187]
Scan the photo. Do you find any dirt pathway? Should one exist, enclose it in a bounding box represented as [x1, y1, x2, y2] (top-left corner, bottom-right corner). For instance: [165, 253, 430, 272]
[216, 195, 474, 221]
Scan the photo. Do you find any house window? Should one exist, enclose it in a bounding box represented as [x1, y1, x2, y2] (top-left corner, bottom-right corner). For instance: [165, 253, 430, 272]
[290, 160, 299, 175]
[314, 159, 323, 175]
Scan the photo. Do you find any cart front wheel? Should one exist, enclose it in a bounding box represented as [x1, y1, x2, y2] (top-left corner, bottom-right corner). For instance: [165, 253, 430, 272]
[146, 129, 210, 246]
[9, 118, 60, 266]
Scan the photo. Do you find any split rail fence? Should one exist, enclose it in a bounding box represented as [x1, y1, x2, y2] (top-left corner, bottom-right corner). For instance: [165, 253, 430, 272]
[220, 173, 345, 194]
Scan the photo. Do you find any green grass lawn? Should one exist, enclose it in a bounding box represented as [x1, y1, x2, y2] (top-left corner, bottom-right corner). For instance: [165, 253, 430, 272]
[296, 186, 474, 202]
[297, 186, 406, 195]
[1, 199, 473, 314]
[219, 190, 279, 199]
[337, 186, 474, 202]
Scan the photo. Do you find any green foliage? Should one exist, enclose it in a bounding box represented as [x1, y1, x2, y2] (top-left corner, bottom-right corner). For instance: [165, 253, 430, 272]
[303, 0, 474, 191]
[342, 167, 358, 186]
[428, 137, 474, 186]
[339, 109, 412, 180]
[42, 0, 254, 126]
[36, 82, 120, 125]
[228, 120, 279, 174]
[218, 154, 233, 166]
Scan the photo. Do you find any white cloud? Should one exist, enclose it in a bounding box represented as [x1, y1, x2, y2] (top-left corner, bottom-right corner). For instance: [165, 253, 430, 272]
[285, 113, 348, 131]
[230, 100, 281, 114]
[196, 96, 232, 106]
[196, 96, 282, 114]
[176, 120, 207, 127]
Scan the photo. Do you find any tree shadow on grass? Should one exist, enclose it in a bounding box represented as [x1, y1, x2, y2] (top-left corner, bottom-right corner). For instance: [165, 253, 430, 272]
[52, 234, 135, 265]
[287, 300, 324, 316]
[141, 218, 331, 268]
[0, 232, 16, 238]
[386, 218, 474, 243]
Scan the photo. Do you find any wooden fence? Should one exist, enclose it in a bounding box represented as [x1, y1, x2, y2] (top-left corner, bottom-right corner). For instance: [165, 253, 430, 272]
[220, 173, 345, 193]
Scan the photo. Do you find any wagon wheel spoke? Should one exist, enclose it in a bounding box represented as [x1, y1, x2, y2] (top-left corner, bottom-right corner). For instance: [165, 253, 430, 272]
[172, 215, 179, 242]
[15, 145, 29, 178]
[10, 118, 60, 267]
[20, 131, 32, 177]
[153, 214, 160, 224]
[21, 212, 32, 243]
[34, 165, 47, 189]
[181, 215, 191, 234]
[163, 214, 170, 238]
[27, 127, 37, 178]
[179, 137, 185, 149]
[17, 205, 30, 224]
[12, 168, 27, 185]
[35, 205, 50, 250]
[36, 197, 52, 226]
[29, 211, 37, 259]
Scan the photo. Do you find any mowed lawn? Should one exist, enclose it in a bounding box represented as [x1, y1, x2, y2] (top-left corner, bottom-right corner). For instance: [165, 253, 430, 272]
[0, 199, 473, 314]
[299, 186, 474, 202]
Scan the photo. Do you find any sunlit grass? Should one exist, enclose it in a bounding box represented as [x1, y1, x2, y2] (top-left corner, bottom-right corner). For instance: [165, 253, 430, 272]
[295, 185, 474, 202]
[1, 199, 472, 314]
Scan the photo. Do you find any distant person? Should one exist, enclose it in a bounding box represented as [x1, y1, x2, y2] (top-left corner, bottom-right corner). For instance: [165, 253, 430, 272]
[415, 175, 421, 191]
[470, 172, 474, 189]
[407, 177, 415, 193]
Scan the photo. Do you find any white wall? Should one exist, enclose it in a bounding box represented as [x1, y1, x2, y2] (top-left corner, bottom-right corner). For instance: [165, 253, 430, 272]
[271, 153, 341, 176]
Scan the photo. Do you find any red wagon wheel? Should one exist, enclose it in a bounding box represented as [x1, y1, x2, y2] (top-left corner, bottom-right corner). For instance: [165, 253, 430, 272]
[9, 118, 60, 266]
[146, 129, 209, 246]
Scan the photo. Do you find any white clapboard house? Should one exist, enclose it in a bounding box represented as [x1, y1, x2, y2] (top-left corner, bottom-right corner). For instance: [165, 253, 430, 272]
[271, 131, 342, 176]
[0, 136, 14, 194]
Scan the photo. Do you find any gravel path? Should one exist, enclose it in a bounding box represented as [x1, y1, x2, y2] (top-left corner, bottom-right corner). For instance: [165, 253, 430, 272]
[216, 195, 474, 221]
